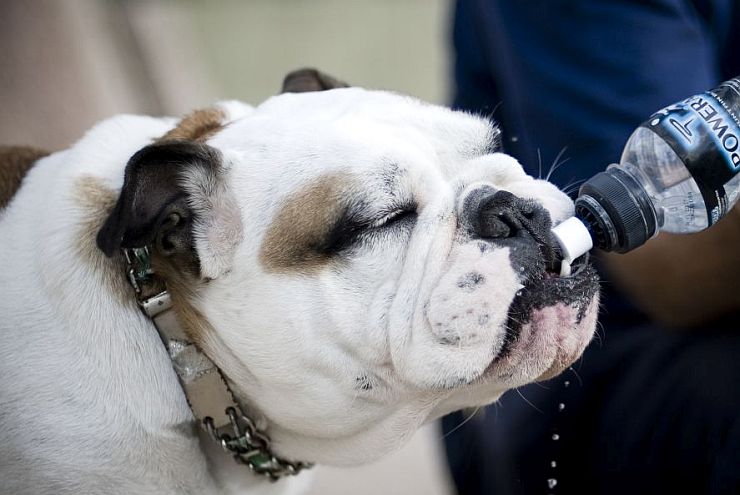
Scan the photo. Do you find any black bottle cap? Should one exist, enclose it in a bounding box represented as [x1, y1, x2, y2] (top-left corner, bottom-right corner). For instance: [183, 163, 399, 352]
[575, 168, 658, 253]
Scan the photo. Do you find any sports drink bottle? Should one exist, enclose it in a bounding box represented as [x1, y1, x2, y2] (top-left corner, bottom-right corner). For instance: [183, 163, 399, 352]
[553, 76, 740, 275]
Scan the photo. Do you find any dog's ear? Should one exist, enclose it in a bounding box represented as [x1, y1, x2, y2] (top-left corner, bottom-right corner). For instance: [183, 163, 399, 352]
[96, 141, 243, 279]
[281, 68, 349, 93]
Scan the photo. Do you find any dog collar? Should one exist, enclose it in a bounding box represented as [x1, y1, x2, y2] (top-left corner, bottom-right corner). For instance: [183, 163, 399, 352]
[123, 247, 311, 481]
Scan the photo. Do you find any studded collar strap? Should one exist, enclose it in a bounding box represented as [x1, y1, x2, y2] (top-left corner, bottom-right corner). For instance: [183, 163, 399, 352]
[123, 247, 311, 481]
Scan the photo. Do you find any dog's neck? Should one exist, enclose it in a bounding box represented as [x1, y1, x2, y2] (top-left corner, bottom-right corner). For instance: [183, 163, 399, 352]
[123, 247, 310, 482]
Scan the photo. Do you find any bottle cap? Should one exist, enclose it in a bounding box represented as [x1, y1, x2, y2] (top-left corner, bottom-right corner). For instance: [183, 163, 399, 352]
[551, 217, 593, 277]
[575, 168, 658, 253]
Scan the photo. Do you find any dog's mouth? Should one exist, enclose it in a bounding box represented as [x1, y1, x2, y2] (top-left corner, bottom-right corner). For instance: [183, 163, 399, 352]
[498, 248, 596, 357]
[461, 229, 599, 388]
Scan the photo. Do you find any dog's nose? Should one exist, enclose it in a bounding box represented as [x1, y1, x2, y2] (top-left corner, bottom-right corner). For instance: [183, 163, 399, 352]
[464, 187, 552, 241]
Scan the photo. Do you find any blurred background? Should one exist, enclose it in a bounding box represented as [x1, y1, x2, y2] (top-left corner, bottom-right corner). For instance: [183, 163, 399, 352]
[0, 1, 455, 494]
[0, 0, 450, 150]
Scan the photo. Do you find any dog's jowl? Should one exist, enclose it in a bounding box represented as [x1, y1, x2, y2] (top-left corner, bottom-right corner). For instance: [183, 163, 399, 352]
[0, 69, 598, 494]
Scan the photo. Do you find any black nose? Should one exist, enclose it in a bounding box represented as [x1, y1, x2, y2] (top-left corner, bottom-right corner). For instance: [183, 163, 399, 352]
[466, 188, 552, 242]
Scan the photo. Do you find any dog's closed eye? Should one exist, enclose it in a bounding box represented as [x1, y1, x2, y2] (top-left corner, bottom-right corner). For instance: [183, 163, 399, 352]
[323, 203, 417, 254]
[367, 206, 417, 229]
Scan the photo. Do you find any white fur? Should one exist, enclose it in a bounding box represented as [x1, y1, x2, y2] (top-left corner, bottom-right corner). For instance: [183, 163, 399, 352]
[0, 88, 598, 493]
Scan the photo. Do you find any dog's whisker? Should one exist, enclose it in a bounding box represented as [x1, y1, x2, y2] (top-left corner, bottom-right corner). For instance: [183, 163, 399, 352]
[561, 177, 586, 196]
[441, 406, 482, 440]
[515, 388, 544, 413]
[545, 147, 571, 182]
[576, 353, 587, 369]
[538, 148, 543, 180]
[507, 316, 526, 327]
[483, 100, 504, 122]
[591, 320, 606, 346]
[568, 366, 584, 386]
[546, 157, 571, 182]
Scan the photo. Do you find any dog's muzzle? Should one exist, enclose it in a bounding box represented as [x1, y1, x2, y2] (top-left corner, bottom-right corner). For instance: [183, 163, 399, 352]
[459, 185, 597, 358]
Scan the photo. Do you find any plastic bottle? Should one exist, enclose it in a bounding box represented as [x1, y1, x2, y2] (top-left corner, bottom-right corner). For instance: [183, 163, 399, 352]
[552, 76, 740, 276]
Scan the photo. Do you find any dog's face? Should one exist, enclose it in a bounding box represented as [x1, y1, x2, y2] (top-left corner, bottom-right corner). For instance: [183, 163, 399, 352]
[99, 73, 598, 465]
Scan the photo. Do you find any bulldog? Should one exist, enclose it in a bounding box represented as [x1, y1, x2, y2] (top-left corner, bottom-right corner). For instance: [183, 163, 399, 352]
[0, 69, 598, 494]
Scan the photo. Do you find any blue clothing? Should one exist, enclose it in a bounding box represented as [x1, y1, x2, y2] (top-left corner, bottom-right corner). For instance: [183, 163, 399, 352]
[453, 0, 740, 191]
[444, 1, 740, 494]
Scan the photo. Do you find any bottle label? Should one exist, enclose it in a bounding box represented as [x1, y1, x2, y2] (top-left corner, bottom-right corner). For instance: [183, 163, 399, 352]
[642, 77, 740, 225]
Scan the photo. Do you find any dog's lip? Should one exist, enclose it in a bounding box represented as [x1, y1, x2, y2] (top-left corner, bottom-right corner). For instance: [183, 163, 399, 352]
[495, 254, 596, 361]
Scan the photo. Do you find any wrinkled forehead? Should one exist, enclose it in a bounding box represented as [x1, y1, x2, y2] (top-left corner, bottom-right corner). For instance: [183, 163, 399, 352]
[214, 87, 499, 177]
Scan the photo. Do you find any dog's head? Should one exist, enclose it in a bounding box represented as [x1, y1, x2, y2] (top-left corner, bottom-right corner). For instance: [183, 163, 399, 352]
[98, 69, 598, 465]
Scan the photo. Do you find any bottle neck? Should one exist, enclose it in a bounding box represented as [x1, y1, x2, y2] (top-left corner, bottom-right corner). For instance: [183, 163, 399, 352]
[574, 165, 658, 253]
[609, 161, 665, 228]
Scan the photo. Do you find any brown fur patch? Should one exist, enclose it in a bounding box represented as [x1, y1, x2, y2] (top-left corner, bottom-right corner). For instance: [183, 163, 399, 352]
[260, 173, 352, 273]
[150, 251, 214, 347]
[0, 146, 49, 210]
[158, 107, 227, 143]
[72, 176, 131, 306]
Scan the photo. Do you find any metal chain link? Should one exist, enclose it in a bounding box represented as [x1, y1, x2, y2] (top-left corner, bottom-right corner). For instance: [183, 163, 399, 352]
[203, 407, 312, 481]
[124, 247, 153, 295]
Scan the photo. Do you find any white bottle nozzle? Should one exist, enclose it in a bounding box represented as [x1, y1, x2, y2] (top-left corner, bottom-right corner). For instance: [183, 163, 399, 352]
[551, 217, 594, 277]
